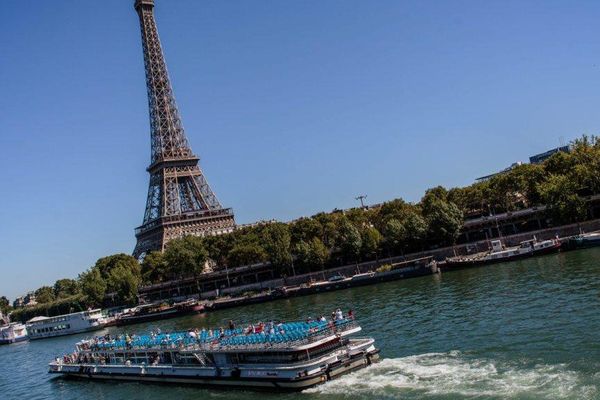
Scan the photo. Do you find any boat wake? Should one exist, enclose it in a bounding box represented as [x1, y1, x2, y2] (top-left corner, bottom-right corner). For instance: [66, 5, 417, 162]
[304, 351, 596, 399]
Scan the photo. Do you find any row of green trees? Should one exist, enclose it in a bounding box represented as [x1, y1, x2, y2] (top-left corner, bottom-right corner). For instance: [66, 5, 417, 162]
[447, 136, 600, 223]
[139, 186, 464, 284]
[9, 254, 142, 322]
[5, 135, 600, 320]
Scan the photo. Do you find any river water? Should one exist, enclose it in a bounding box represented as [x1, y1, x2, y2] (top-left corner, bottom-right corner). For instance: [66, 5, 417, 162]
[2, 248, 600, 399]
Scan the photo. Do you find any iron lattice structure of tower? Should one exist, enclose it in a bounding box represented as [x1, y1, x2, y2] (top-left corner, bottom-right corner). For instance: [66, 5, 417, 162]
[133, 0, 235, 258]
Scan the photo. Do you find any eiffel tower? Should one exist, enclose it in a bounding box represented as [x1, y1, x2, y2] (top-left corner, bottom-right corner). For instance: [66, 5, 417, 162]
[133, 0, 235, 258]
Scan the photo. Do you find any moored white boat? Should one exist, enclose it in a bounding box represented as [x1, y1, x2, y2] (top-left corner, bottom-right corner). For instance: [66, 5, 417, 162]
[0, 323, 28, 344]
[568, 231, 600, 249]
[27, 309, 110, 340]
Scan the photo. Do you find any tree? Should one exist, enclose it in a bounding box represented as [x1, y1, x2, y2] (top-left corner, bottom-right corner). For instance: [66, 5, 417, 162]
[107, 265, 141, 305]
[163, 236, 209, 279]
[227, 241, 268, 268]
[539, 174, 587, 224]
[79, 268, 107, 307]
[382, 218, 406, 254]
[89, 254, 141, 304]
[313, 212, 340, 247]
[361, 226, 382, 260]
[203, 234, 235, 269]
[0, 296, 10, 314]
[94, 254, 141, 281]
[290, 218, 323, 244]
[261, 223, 293, 273]
[375, 199, 411, 230]
[35, 286, 55, 304]
[307, 238, 329, 270]
[421, 189, 463, 245]
[337, 219, 362, 263]
[53, 279, 80, 299]
[293, 240, 311, 272]
[403, 212, 428, 249]
[294, 237, 329, 272]
[140, 251, 168, 284]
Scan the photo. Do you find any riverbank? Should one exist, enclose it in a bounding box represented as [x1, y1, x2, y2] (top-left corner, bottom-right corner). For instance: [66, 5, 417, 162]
[208, 257, 438, 311]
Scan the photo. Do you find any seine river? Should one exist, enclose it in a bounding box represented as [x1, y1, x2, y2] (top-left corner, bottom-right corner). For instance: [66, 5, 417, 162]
[2, 248, 600, 399]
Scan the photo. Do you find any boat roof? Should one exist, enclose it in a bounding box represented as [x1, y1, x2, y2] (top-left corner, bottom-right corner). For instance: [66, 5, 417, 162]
[27, 316, 50, 322]
[27, 309, 102, 323]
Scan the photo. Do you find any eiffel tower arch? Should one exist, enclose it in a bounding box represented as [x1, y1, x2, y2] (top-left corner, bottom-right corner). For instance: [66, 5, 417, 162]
[133, 0, 235, 259]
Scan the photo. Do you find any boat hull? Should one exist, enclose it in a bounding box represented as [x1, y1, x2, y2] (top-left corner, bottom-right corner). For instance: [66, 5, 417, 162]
[50, 350, 380, 392]
[567, 235, 600, 250]
[0, 335, 28, 345]
[29, 325, 108, 341]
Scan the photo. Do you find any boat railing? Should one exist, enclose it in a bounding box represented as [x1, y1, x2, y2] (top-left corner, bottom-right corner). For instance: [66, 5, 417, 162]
[82, 319, 359, 353]
[214, 319, 359, 351]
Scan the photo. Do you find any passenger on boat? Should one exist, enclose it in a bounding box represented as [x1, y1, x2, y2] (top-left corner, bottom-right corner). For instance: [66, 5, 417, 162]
[228, 320, 235, 330]
[268, 321, 275, 335]
[256, 322, 264, 334]
[348, 309, 354, 319]
[319, 315, 327, 322]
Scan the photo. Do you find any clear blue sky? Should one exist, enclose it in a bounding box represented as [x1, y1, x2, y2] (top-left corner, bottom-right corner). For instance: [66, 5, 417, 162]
[2, 0, 600, 299]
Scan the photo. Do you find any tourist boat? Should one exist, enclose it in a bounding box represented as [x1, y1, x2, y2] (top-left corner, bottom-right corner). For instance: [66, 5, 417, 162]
[116, 299, 205, 326]
[27, 309, 110, 340]
[567, 231, 600, 249]
[0, 323, 28, 344]
[443, 237, 561, 270]
[48, 314, 379, 391]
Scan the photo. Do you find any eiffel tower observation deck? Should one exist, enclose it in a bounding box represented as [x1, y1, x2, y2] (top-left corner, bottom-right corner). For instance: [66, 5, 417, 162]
[133, 0, 235, 258]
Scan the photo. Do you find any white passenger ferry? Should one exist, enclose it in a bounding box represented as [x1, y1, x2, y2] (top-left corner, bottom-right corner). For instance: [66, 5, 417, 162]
[27, 309, 110, 340]
[49, 313, 379, 391]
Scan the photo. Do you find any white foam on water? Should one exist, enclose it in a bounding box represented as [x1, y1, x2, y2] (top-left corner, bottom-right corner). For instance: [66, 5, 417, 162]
[304, 351, 597, 399]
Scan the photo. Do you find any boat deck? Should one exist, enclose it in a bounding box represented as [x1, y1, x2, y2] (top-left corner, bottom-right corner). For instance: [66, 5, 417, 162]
[85, 319, 357, 352]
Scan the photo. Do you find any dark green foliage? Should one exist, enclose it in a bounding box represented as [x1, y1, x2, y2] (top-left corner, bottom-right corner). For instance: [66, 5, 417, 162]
[290, 218, 323, 244]
[78, 253, 140, 307]
[361, 226, 382, 259]
[53, 279, 80, 299]
[0, 296, 10, 314]
[336, 219, 362, 263]
[163, 236, 208, 279]
[140, 251, 168, 284]
[9, 294, 86, 323]
[293, 237, 329, 272]
[79, 267, 107, 307]
[227, 238, 268, 268]
[34, 286, 55, 304]
[422, 189, 464, 245]
[540, 175, 587, 224]
[261, 223, 293, 273]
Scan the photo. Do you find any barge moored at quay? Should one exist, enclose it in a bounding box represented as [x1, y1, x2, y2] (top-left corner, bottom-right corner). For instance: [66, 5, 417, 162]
[116, 299, 205, 326]
[49, 313, 379, 391]
[442, 237, 561, 270]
